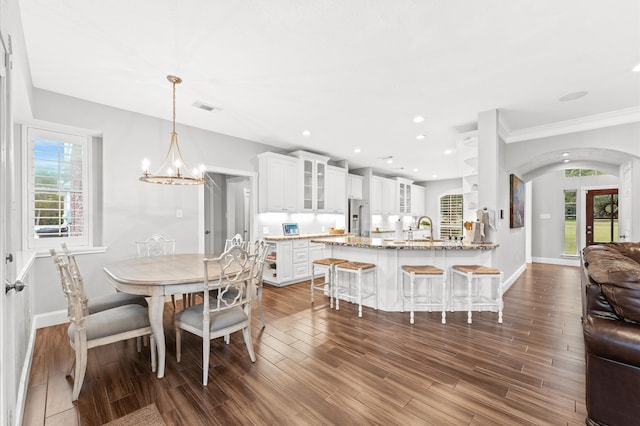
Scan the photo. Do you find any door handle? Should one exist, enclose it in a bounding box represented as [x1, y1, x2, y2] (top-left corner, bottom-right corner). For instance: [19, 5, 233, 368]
[5, 279, 26, 294]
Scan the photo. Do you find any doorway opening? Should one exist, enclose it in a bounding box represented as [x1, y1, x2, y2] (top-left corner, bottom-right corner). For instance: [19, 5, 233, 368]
[203, 171, 255, 255]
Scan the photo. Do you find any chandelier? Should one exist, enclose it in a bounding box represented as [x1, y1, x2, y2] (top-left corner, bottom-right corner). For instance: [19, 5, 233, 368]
[140, 75, 205, 185]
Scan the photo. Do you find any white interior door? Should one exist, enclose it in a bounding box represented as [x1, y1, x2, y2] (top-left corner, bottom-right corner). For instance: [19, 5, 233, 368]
[1, 38, 18, 426]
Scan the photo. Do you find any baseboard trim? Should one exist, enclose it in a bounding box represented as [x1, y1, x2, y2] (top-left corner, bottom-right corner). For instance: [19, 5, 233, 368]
[34, 310, 69, 329]
[14, 322, 36, 426]
[503, 263, 526, 294]
[531, 257, 580, 267]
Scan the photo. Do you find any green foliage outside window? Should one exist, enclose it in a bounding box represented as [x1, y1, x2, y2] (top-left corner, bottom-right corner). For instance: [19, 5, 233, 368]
[565, 169, 604, 177]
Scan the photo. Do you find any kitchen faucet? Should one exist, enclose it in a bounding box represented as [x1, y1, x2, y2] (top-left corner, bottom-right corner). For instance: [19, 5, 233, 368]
[415, 215, 434, 241]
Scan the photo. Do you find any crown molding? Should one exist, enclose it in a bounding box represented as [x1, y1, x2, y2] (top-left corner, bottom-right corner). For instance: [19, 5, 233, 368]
[504, 107, 640, 143]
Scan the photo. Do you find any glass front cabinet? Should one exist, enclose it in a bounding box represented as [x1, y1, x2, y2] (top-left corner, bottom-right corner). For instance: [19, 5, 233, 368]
[292, 151, 329, 212]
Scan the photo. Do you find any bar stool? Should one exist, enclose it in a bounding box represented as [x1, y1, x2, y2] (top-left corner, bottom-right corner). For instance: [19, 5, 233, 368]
[335, 261, 377, 317]
[310, 258, 349, 308]
[450, 265, 503, 324]
[401, 265, 446, 324]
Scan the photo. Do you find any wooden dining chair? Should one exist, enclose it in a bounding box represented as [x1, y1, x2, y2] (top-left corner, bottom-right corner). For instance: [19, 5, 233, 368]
[51, 249, 156, 401]
[60, 243, 148, 314]
[247, 240, 269, 328]
[174, 245, 256, 386]
[224, 233, 245, 252]
[135, 234, 186, 308]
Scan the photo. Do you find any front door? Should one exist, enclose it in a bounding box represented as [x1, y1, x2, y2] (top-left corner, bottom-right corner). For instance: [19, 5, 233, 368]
[586, 188, 619, 245]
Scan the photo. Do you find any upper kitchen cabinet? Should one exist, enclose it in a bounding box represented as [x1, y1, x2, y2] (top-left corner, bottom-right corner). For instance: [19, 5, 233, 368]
[258, 152, 299, 213]
[325, 166, 347, 213]
[347, 174, 363, 199]
[396, 178, 413, 214]
[371, 176, 397, 215]
[291, 151, 330, 212]
[411, 184, 425, 215]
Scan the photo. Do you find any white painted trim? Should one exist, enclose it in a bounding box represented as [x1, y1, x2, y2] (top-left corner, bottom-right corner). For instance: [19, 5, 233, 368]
[504, 107, 640, 143]
[531, 257, 580, 267]
[502, 262, 526, 294]
[33, 310, 68, 329]
[14, 323, 36, 426]
[197, 166, 258, 253]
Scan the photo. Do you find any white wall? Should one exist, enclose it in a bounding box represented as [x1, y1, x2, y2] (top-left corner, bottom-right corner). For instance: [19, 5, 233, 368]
[530, 170, 618, 264]
[28, 89, 282, 314]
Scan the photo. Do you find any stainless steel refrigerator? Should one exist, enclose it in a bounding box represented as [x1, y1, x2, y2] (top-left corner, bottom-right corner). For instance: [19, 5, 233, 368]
[348, 199, 363, 236]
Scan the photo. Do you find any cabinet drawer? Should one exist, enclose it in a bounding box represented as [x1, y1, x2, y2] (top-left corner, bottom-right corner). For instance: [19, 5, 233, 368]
[293, 263, 309, 279]
[293, 240, 309, 249]
[293, 249, 309, 263]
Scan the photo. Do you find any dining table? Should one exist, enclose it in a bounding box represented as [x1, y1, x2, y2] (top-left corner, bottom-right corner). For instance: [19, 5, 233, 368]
[104, 253, 225, 379]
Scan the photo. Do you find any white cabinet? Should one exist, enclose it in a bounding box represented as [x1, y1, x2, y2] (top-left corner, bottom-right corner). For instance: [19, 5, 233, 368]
[292, 151, 330, 212]
[292, 240, 309, 280]
[411, 185, 425, 215]
[371, 176, 397, 215]
[326, 166, 347, 213]
[310, 242, 325, 263]
[258, 152, 299, 213]
[396, 178, 413, 214]
[371, 176, 383, 214]
[347, 174, 363, 199]
[263, 241, 293, 284]
[382, 177, 397, 214]
[263, 239, 327, 286]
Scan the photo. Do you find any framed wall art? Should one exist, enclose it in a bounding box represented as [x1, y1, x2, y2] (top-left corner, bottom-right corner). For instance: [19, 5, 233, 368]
[510, 174, 525, 228]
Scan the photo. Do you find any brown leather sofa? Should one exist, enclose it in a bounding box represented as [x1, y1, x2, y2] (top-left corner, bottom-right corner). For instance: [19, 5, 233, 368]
[581, 243, 640, 426]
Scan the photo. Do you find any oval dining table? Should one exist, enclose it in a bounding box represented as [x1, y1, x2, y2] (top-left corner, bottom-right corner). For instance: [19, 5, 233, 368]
[104, 253, 223, 379]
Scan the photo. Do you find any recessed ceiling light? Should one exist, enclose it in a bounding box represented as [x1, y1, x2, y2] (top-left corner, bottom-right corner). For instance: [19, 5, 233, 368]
[416, 134, 425, 140]
[563, 159, 570, 163]
[302, 129, 311, 137]
[444, 149, 453, 155]
[561, 152, 570, 157]
[354, 147, 361, 154]
[386, 157, 394, 164]
[413, 115, 424, 123]
[633, 63, 640, 72]
[432, 174, 438, 178]
[413, 168, 419, 172]
[559, 91, 588, 102]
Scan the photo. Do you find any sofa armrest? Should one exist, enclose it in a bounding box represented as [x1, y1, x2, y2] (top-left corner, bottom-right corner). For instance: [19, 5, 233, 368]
[583, 315, 640, 367]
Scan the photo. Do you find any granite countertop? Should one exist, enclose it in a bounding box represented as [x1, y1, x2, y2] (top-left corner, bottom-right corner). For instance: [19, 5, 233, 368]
[310, 236, 498, 250]
[264, 233, 354, 241]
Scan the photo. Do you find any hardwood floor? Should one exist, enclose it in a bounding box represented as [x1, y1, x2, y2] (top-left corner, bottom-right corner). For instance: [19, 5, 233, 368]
[23, 263, 587, 425]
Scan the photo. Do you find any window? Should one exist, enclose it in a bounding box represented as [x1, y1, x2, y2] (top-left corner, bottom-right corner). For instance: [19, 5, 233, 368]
[24, 127, 92, 249]
[564, 190, 577, 255]
[565, 169, 604, 178]
[440, 194, 463, 239]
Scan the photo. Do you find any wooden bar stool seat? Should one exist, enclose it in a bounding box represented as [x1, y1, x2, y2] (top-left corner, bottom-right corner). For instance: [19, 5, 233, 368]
[401, 265, 446, 324]
[335, 261, 377, 317]
[450, 265, 503, 324]
[311, 258, 349, 308]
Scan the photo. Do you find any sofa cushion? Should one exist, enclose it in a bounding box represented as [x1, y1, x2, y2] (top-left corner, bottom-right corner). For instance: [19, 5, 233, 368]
[587, 253, 640, 323]
[606, 242, 640, 264]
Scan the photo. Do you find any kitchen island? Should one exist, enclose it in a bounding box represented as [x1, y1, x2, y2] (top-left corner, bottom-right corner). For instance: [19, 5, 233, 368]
[311, 236, 500, 313]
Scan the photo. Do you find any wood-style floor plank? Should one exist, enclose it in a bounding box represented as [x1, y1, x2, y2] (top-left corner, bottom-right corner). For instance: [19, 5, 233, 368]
[24, 262, 588, 425]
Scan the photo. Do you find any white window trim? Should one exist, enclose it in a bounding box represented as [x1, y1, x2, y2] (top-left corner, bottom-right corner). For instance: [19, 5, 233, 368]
[22, 125, 94, 250]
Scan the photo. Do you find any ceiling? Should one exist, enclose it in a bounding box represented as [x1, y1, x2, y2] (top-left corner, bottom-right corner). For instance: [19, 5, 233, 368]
[17, 0, 640, 182]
